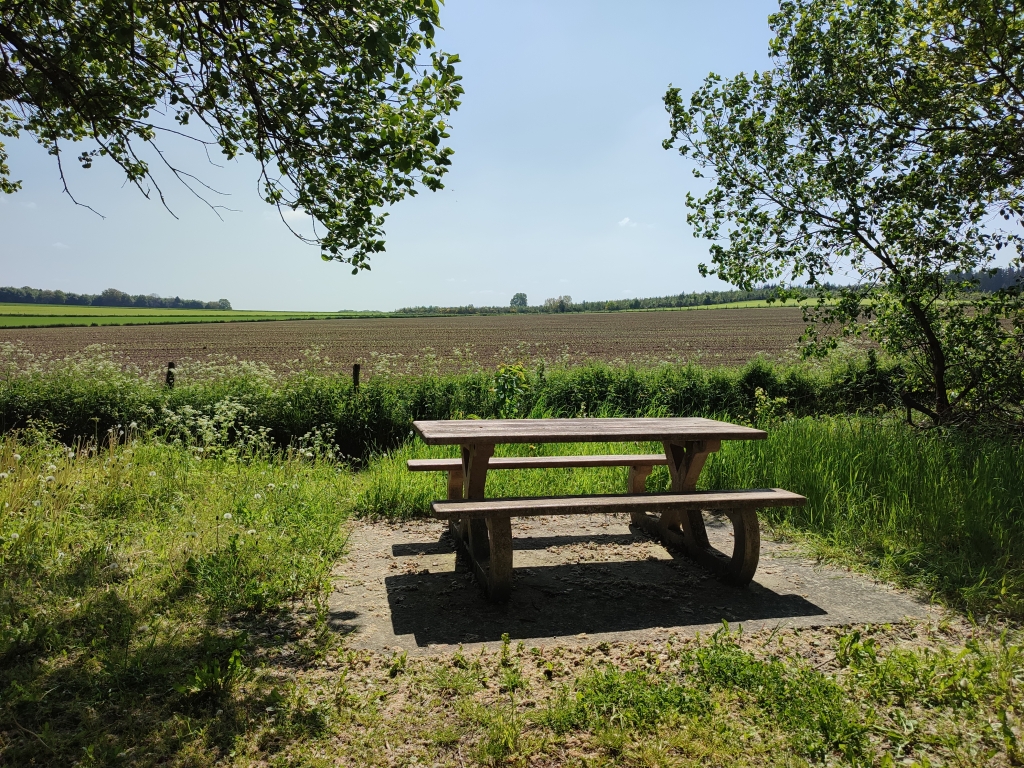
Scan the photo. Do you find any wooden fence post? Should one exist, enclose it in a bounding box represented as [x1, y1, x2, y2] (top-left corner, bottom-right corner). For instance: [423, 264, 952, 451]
[352, 363, 360, 392]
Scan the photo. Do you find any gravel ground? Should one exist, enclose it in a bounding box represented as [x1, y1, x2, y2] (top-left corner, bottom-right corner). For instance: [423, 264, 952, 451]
[330, 512, 934, 654]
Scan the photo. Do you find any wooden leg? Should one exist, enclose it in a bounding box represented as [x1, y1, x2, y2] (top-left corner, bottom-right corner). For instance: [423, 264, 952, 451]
[723, 508, 760, 585]
[627, 464, 653, 526]
[629, 439, 761, 585]
[485, 514, 513, 601]
[447, 467, 464, 500]
[456, 443, 514, 601]
[663, 440, 718, 550]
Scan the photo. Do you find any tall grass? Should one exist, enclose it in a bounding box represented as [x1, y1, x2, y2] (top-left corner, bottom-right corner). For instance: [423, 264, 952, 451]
[0, 344, 900, 459]
[700, 417, 1024, 618]
[0, 428, 352, 666]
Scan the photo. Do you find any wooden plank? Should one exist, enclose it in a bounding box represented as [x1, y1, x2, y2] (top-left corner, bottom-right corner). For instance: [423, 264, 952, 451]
[431, 488, 805, 519]
[407, 454, 669, 472]
[413, 417, 766, 445]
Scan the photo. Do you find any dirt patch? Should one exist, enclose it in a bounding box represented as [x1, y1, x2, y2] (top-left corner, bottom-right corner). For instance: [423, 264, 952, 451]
[329, 513, 933, 654]
[0, 308, 807, 374]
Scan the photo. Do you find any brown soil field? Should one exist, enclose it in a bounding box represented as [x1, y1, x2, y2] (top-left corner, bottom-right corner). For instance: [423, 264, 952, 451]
[0, 308, 807, 375]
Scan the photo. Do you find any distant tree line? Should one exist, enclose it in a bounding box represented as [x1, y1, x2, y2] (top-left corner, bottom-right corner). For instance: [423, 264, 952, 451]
[396, 268, 1023, 317]
[396, 285, 815, 316]
[0, 286, 231, 310]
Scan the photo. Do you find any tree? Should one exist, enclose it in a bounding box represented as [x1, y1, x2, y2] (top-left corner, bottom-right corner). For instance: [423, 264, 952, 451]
[664, 0, 1024, 425]
[0, 1, 463, 272]
[510, 292, 528, 309]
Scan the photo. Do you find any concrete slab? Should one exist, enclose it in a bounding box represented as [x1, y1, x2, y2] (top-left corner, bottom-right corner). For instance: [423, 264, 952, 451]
[329, 514, 934, 654]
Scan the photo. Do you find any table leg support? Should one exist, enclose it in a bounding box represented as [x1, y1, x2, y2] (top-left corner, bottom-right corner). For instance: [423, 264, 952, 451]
[629, 439, 760, 586]
[724, 508, 760, 585]
[485, 514, 513, 601]
[627, 464, 653, 526]
[629, 506, 761, 586]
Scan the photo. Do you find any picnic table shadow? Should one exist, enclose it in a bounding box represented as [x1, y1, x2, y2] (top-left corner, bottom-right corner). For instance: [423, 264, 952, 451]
[374, 528, 827, 647]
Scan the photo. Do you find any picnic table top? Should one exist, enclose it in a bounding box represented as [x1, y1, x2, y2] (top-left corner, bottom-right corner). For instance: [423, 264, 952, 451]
[412, 416, 766, 445]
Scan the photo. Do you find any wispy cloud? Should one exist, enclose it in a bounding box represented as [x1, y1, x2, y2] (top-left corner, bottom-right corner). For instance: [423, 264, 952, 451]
[52, 242, 70, 250]
[618, 217, 637, 228]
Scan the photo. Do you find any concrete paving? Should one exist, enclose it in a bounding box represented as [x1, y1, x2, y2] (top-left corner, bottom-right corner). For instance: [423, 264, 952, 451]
[329, 514, 934, 654]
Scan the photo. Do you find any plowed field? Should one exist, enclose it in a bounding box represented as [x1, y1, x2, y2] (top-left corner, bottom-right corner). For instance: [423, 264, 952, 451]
[0, 308, 807, 375]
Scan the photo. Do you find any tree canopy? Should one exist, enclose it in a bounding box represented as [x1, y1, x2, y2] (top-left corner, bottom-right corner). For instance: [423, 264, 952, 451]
[0, 1, 462, 271]
[665, 0, 1024, 425]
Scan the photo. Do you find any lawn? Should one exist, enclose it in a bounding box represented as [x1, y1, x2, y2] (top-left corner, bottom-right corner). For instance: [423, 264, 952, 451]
[1, 418, 1022, 765]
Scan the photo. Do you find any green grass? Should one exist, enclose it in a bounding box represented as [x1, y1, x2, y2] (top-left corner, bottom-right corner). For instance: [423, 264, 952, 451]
[0, 429, 352, 764]
[0, 302, 390, 327]
[1, 424, 1023, 765]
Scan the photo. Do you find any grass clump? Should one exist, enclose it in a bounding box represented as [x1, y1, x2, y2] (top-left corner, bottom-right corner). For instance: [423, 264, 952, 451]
[699, 416, 1024, 618]
[0, 428, 352, 764]
[541, 626, 862, 761]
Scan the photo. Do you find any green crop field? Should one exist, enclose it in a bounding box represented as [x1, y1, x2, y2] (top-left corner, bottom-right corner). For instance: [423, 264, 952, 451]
[0, 303, 387, 327]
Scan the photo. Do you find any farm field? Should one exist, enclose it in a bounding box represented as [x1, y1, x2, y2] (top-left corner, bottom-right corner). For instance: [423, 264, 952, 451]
[0, 302, 385, 327]
[0, 299, 782, 327]
[0, 306, 808, 374]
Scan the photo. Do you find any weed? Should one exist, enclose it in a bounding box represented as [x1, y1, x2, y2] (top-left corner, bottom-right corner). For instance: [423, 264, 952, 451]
[175, 648, 252, 701]
[477, 699, 524, 765]
[428, 666, 480, 695]
[388, 650, 408, 678]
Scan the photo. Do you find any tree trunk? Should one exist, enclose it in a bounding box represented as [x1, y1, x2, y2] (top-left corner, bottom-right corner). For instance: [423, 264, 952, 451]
[905, 299, 952, 423]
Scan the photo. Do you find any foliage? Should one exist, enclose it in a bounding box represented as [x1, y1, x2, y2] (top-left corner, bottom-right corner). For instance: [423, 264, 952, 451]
[0, 1, 462, 268]
[0, 285, 230, 309]
[399, 284, 816, 314]
[540, 627, 863, 759]
[509, 292, 528, 309]
[664, 0, 1024, 425]
[0, 346, 903, 458]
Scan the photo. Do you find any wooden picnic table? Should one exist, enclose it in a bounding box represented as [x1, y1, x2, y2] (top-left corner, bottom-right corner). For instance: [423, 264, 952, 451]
[411, 417, 804, 601]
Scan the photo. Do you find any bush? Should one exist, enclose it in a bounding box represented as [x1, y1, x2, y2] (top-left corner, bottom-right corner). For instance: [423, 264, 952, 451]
[0, 345, 903, 459]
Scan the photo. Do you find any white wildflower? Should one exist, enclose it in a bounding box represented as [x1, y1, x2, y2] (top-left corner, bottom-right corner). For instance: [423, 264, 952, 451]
[47, 464, 57, 472]
[45, 475, 55, 482]
[9, 532, 18, 541]
[254, 493, 262, 500]
[148, 471, 157, 477]
[32, 500, 40, 507]
[223, 513, 232, 520]
[129, 422, 137, 428]
[0, 472, 7, 480]
[12, 454, 20, 461]
[247, 529, 257, 535]
[267, 483, 276, 490]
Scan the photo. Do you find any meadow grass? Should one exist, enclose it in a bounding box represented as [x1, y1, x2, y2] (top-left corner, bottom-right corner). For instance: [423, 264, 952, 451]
[0, 429, 352, 764]
[1, 424, 1023, 765]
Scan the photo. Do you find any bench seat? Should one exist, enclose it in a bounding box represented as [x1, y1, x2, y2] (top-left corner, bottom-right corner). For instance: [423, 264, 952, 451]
[432, 488, 805, 519]
[407, 454, 668, 471]
[439, 488, 805, 596]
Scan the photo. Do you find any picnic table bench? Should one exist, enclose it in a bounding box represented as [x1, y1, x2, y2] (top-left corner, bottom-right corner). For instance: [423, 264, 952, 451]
[409, 417, 805, 601]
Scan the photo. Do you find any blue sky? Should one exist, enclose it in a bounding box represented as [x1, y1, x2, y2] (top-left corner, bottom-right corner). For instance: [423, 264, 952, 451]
[0, 1, 777, 311]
